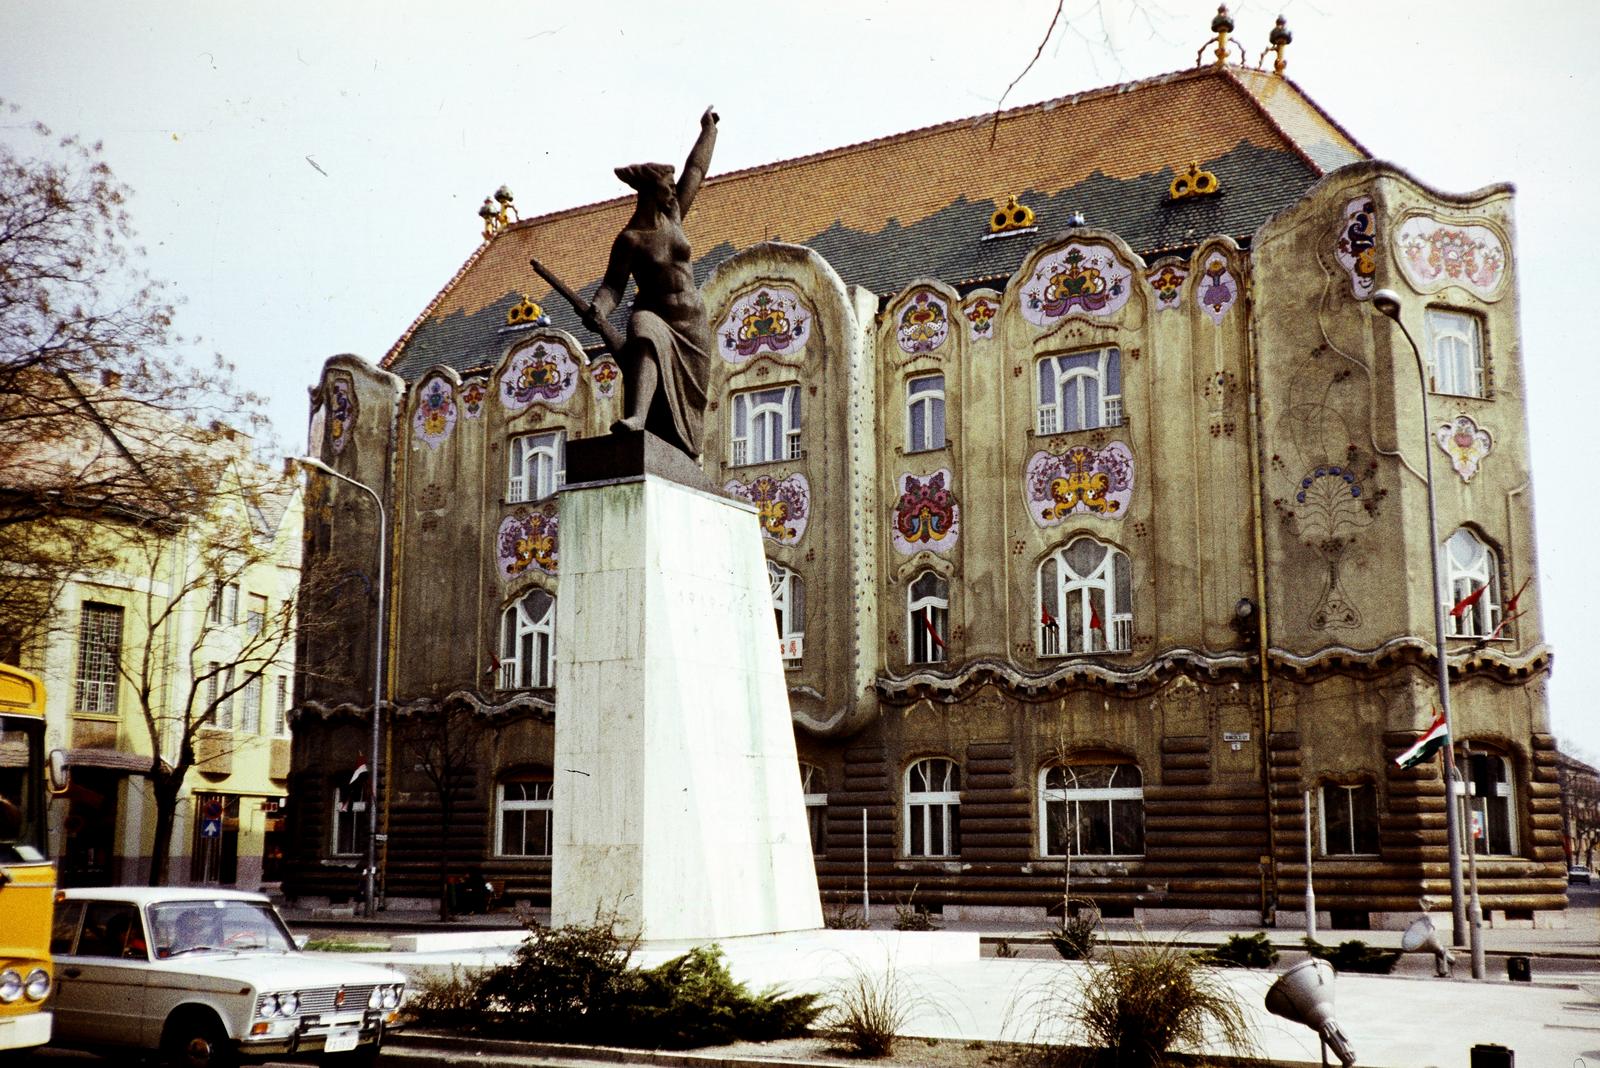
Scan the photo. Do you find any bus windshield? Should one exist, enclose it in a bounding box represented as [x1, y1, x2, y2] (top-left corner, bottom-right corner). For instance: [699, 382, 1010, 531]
[0, 715, 47, 863]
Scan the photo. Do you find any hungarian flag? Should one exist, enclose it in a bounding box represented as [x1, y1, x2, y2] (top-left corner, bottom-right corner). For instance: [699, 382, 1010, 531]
[1395, 710, 1449, 769]
[921, 608, 946, 651]
[349, 762, 368, 786]
[1040, 604, 1058, 630]
[1449, 584, 1486, 619]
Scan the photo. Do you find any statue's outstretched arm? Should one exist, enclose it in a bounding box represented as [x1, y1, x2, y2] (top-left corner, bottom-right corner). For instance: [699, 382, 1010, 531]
[676, 107, 719, 217]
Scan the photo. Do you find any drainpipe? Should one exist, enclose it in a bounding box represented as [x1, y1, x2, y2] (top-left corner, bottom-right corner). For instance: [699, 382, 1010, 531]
[1243, 274, 1279, 923]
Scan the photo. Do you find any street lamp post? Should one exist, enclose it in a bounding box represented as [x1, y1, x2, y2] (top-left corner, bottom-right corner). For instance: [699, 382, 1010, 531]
[296, 455, 386, 920]
[1369, 290, 1484, 978]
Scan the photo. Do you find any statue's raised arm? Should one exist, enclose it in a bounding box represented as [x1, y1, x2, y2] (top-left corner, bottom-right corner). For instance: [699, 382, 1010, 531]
[676, 107, 718, 218]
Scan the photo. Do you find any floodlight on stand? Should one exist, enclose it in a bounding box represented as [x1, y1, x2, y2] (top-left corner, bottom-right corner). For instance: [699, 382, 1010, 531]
[1264, 959, 1357, 1067]
[1401, 913, 1455, 977]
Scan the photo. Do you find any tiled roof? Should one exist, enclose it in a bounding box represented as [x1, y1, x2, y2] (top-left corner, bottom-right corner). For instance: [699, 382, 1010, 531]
[384, 65, 1367, 382]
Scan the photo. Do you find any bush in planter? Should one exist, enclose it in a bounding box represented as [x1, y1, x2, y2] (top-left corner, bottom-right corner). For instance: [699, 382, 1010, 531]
[1194, 932, 1279, 969]
[1302, 936, 1401, 975]
[1045, 898, 1100, 961]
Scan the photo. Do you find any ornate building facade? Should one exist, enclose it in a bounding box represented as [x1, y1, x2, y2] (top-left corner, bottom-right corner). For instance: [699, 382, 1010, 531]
[285, 42, 1561, 928]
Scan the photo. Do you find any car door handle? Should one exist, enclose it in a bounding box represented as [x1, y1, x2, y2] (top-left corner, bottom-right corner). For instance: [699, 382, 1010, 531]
[62, 967, 81, 978]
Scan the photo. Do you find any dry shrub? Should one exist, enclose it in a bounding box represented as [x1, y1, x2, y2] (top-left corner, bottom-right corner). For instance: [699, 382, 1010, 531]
[819, 960, 912, 1058]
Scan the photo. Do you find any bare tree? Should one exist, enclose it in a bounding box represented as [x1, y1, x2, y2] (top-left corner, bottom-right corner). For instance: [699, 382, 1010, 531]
[396, 703, 487, 920]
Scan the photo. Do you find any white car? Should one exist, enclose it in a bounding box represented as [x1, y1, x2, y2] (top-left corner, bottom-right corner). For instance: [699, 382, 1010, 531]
[47, 887, 405, 1068]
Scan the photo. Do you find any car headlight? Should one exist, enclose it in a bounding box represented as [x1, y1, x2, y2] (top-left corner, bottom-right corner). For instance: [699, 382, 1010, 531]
[381, 984, 401, 1010]
[257, 991, 301, 1019]
[257, 993, 280, 1019]
[0, 970, 21, 1003]
[279, 992, 299, 1016]
[23, 969, 49, 1001]
[367, 986, 381, 1009]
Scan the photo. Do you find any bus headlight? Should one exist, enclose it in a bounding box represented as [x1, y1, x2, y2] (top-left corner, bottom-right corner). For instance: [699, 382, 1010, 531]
[0, 970, 21, 1003]
[23, 969, 49, 1001]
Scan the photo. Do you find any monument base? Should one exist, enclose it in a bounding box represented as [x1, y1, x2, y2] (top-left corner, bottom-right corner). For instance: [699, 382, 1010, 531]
[552, 463, 823, 941]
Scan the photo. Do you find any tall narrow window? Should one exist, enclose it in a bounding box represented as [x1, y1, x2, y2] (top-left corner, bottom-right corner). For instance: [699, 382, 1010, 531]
[239, 673, 262, 734]
[206, 664, 236, 730]
[1037, 348, 1122, 434]
[273, 676, 289, 736]
[904, 757, 960, 857]
[507, 430, 566, 503]
[768, 561, 805, 662]
[1444, 528, 1502, 639]
[500, 588, 556, 689]
[245, 593, 267, 636]
[907, 571, 949, 665]
[731, 385, 801, 465]
[1038, 538, 1132, 654]
[1465, 748, 1517, 856]
[332, 780, 369, 856]
[1040, 761, 1144, 857]
[1320, 781, 1380, 856]
[73, 602, 123, 714]
[1424, 308, 1485, 397]
[800, 762, 827, 856]
[497, 773, 554, 857]
[906, 374, 946, 452]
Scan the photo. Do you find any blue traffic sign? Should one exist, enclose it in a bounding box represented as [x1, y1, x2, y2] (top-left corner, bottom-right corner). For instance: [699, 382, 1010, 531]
[201, 818, 222, 839]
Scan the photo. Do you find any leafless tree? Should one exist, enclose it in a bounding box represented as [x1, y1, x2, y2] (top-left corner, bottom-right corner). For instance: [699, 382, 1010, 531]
[396, 703, 487, 920]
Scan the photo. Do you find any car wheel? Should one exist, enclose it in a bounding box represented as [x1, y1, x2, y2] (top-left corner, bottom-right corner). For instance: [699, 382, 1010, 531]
[161, 1010, 238, 1068]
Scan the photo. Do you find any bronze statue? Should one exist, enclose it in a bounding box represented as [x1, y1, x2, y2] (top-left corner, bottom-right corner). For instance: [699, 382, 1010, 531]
[533, 107, 719, 462]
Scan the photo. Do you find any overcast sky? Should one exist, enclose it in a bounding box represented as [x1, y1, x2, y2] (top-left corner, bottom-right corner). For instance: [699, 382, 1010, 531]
[6, 1, 1597, 755]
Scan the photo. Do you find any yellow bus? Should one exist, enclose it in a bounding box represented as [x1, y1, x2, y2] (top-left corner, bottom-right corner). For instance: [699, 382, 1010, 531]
[0, 662, 58, 1052]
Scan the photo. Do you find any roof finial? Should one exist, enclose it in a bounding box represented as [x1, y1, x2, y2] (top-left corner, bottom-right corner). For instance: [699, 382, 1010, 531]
[478, 184, 519, 240]
[1258, 15, 1293, 75]
[1197, 4, 1245, 68]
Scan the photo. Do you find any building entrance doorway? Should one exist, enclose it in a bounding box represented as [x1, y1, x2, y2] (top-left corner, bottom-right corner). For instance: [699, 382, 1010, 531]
[191, 792, 239, 884]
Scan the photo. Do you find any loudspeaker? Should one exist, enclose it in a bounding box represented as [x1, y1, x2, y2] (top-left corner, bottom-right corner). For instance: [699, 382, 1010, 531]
[1265, 959, 1358, 1067]
[1401, 914, 1455, 977]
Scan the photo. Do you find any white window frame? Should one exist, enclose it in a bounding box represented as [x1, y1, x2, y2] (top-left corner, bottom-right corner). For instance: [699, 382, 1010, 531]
[1039, 762, 1145, 857]
[1465, 749, 1518, 857]
[731, 385, 802, 466]
[768, 561, 805, 662]
[906, 374, 946, 453]
[331, 780, 369, 857]
[507, 430, 566, 503]
[73, 602, 123, 715]
[239, 672, 262, 735]
[205, 662, 235, 730]
[499, 588, 555, 689]
[904, 757, 960, 858]
[1424, 308, 1485, 398]
[907, 571, 949, 665]
[1319, 780, 1380, 857]
[496, 776, 554, 857]
[1038, 538, 1132, 655]
[1444, 528, 1502, 639]
[1036, 347, 1122, 434]
[245, 593, 267, 636]
[800, 762, 827, 856]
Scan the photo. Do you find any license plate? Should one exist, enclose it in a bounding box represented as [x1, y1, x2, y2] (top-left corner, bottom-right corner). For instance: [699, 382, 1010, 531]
[324, 1030, 360, 1053]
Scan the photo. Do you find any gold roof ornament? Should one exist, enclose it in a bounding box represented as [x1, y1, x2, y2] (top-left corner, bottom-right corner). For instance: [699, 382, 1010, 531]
[1259, 15, 1293, 74]
[506, 295, 548, 327]
[1170, 161, 1220, 200]
[1196, 4, 1246, 68]
[478, 184, 519, 240]
[989, 194, 1037, 233]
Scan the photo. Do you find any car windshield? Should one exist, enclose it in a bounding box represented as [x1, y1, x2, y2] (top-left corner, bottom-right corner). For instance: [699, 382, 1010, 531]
[148, 900, 297, 957]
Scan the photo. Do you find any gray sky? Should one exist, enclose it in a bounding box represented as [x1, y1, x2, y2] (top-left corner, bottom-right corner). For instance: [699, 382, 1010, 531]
[6, 1, 1597, 754]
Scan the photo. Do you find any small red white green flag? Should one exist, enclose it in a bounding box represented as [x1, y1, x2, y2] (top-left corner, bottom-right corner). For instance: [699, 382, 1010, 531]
[1395, 710, 1449, 769]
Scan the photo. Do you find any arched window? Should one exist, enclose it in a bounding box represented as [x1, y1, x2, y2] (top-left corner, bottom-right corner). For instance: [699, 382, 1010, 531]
[731, 385, 801, 465]
[499, 588, 555, 689]
[1424, 308, 1485, 397]
[799, 762, 827, 856]
[1039, 760, 1144, 857]
[1037, 348, 1122, 434]
[1464, 747, 1517, 856]
[768, 561, 805, 662]
[496, 771, 554, 857]
[906, 374, 946, 452]
[1039, 538, 1132, 655]
[907, 571, 949, 664]
[508, 430, 565, 503]
[1444, 529, 1502, 639]
[1320, 780, 1380, 856]
[904, 757, 960, 857]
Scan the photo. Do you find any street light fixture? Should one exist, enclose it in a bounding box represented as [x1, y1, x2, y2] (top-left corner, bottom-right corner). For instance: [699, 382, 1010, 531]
[1368, 289, 1485, 979]
[295, 455, 387, 920]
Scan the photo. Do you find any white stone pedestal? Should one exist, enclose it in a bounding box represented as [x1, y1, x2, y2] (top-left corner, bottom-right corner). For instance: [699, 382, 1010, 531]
[551, 472, 823, 941]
